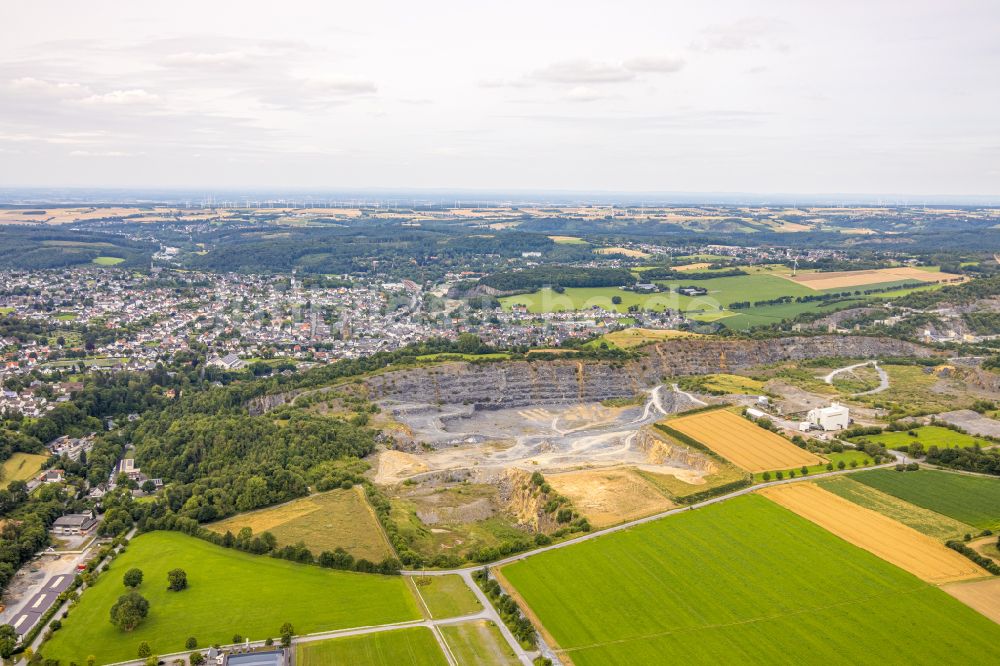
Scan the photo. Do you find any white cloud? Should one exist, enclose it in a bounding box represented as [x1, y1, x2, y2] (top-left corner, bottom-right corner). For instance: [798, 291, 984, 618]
[697, 17, 788, 52]
[624, 56, 685, 74]
[299, 77, 377, 96]
[69, 149, 138, 157]
[8, 77, 89, 98]
[564, 86, 608, 102]
[532, 59, 634, 84]
[163, 50, 249, 68]
[80, 89, 159, 105]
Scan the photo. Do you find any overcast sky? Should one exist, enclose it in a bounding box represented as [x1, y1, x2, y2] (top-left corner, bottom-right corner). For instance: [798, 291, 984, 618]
[2, 0, 998, 196]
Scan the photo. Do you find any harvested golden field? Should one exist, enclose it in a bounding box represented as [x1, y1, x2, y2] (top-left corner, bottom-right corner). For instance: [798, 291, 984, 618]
[784, 266, 964, 290]
[600, 327, 702, 348]
[759, 483, 987, 584]
[672, 262, 711, 271]
[206, 487, 392, 561]
[594, 246, 650, 258]
[944, 577, 1000, 623]
[666, 409, 821, 472]
[546, 467, 675, 528]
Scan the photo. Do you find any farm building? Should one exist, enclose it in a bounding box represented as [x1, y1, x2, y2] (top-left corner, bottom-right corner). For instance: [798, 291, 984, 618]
[807, 403, 850, 431]
[51, 513, 98, 536]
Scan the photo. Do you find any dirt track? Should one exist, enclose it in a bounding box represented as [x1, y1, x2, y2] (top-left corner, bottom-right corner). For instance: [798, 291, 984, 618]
[759, 483, 987, 585]
[668, 409, 822, 472]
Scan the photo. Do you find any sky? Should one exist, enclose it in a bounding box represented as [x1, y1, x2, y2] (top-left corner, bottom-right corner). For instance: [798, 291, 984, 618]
[1, 0, 998, 196]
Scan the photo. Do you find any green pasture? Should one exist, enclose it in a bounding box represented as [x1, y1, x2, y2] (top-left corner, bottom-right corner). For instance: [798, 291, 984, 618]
[499, 272, 945, 329]
[500, 494, 1000, 665]
[41, 531, 421, 664]
[440, 621, 519, 666]
[849, 425, 989, 451]
[1, 452, 48, 489]
[296, 627, 447, 666]
[851, 468, 1000, 530]
[412, 574, 482, 619]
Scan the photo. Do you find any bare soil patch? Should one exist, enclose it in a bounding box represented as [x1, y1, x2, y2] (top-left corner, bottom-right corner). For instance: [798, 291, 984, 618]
[943, 577, 1000, 624]
[546, 467, 675, 528]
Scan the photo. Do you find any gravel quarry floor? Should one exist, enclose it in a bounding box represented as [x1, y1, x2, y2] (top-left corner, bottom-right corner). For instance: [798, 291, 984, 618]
[381, 385, 705, 480]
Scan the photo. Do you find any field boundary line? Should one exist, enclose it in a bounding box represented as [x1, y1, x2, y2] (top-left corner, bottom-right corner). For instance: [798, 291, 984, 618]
[357, 483, 399, 560]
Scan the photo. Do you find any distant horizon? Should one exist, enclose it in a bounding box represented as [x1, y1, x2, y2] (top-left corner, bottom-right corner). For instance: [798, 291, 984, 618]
[1, 186, 999, 208]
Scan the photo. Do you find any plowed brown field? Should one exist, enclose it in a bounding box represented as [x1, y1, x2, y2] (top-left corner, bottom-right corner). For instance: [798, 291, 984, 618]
[760, 483, 987, 584]
[943, 577, 1000, 624]
[667, 409, 821, 472]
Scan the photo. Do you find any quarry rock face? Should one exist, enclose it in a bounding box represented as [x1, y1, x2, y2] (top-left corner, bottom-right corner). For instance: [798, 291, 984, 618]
[365, 336, 936, 409]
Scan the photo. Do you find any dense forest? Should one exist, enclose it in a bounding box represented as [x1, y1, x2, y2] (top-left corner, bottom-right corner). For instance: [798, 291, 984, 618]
[478, 266, 636, 292]
[0, 228, 153, 269]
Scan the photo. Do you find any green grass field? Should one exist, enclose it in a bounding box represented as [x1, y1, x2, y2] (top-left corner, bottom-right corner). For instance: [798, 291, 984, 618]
[296, 627, 447, 666]
[42, 531, 421, 664]
[500, 494, 1000, 665]
[851, 468, 1000, 530]
[440, 620, 519, 666]
[92, 256, 125, 266]
[0, 452, 48, 489]
[412, 574, 482, 619]
[850, 425, 989, 451]
[817, 475, 973, 541]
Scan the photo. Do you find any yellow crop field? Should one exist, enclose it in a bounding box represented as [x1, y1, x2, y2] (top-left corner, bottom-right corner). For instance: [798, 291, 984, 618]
[760, 483, 987, 584]
[672, 262, 712, 271]
[783, 267, 964, 290]
[599, 327, 703, 348]
[594, 246, 650, 258]
[666, 409, 821, 472]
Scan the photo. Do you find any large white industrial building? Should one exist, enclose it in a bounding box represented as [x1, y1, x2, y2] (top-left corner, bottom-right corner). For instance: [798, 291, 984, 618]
[806, 403, 850, 431]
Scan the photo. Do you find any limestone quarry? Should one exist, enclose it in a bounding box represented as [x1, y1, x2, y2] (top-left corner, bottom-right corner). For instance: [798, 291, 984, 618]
[251, 335, 947, 542]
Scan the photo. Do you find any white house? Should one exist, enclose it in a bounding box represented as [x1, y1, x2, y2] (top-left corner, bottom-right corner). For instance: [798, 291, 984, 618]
[807, 403, 850, 431]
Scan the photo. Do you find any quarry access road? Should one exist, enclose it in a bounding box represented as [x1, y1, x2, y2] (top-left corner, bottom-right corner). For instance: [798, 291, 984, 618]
[823, 360, 890, 395]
